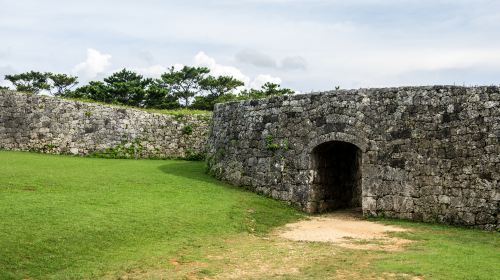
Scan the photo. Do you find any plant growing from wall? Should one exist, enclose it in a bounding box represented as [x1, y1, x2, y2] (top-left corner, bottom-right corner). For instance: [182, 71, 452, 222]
[184, 149, 205, 161]
[282, 139, 289, 151]
[265, 135, 291, 159]
[182, 125, 193, 135]
[265, 135, 280, 152]
[90, 138, 145, 159]
[174, 114, 185, 120]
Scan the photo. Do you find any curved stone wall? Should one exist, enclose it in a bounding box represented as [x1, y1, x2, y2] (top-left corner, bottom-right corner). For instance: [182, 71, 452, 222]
[207, 86, 499, 230]
[0, 91, 210, 159]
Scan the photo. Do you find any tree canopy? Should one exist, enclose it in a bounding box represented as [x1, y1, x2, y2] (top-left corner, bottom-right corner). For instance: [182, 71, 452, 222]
[191, 75, 245, 110]
[102, 69, 151, 107]
[159, 66, 210, 107]
[49, 73, 78, 96]
[4, 71, 78, 96]
[4, 71, 50, 94]
[4, 67, 296, 111]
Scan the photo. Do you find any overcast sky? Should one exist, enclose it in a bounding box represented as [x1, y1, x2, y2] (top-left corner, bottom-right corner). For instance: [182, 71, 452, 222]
[1, 0, 499, 92]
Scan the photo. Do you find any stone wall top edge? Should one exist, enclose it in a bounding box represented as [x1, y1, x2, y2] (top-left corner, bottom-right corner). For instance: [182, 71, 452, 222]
[0, 90, 212, 119]
[213, 85, 499, 111]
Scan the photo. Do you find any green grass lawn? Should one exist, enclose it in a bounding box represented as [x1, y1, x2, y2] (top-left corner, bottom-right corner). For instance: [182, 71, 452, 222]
[0, 151, 300, 279]
[0, 151, 498, 280]
[372, 220, 500, 280]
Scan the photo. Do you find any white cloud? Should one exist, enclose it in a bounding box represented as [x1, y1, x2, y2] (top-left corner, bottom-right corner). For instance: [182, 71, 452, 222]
[0, 65, 15, 89]
[1, 1, 500, 91]
[73, 48, 112, 78]
[133, 65, 168, 78]
[280, 56, 307, 70]
[0, 80, 12, 88]
[250, 74, 282, 89]
[236, 49, 277, 68]
[194, 51, 251, 85]
[235, 50, 307, 71]
[331, 48, 500, 82]
[133, 63, 184, 78]
[172, 63, 185, 71]
[399, 49, 500, 71]
[193, 52, 284, 90]
[112, 52, 284, 92]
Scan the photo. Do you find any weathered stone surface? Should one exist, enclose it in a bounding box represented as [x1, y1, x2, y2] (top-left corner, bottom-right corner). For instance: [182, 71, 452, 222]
[207, 86, 499, 230]
[0, 91, 210, 158]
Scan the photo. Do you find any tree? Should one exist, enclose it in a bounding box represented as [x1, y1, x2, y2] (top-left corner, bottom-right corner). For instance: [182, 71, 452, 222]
[200, 75, 244, 98]
[103, 69, 151, 107]
[48, 73, 78, 96]
[143, 80, 180, 109]
[69, 69, 153, 106]
[69, 81, 110, 102]
[4, 71, 50, 94]
[159, 66, 210, 107]
[214, 93, 240, 103]
[260, 82, 295, 96]
[0, 86, 10, 90]
[238, 88, 263, 100]
[192, 75, 244, 110]
[238, 82, 294, 100]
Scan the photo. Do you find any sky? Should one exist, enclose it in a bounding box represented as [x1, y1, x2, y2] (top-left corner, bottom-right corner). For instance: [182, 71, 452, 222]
[1, 0, 500, 92]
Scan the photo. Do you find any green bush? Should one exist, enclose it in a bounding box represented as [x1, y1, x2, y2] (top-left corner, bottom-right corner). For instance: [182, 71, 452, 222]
[184, 149, 205, 161]
[182, 125, 193, 135]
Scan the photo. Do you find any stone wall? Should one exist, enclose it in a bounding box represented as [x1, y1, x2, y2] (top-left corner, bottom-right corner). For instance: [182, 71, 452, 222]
[207, 86, 499, 230]
[0, 91, 210, 159]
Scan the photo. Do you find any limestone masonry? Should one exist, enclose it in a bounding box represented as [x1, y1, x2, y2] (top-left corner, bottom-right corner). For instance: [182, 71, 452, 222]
[207, 86, 499, 230]
[0, 91, 210, 159]
[1, 87, 498, 230]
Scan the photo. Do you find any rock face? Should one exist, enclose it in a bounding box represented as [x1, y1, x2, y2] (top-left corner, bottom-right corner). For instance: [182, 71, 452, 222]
[207, 86, 499, 230]
[0, 91, 210, 159]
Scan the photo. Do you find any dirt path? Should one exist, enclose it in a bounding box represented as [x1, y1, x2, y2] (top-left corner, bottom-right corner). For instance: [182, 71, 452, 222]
[278, 209, 411, 250]
[117, 210, 417, 279]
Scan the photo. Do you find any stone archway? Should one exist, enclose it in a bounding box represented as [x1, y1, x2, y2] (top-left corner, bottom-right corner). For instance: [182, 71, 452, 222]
[309, 141, 362, 213]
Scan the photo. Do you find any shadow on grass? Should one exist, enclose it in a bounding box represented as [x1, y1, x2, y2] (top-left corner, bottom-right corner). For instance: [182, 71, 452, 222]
[158, 161, 307, 227]
[157, 161, 236, 187]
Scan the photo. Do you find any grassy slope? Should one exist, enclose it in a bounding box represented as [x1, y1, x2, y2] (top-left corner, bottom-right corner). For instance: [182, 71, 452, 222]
[0, 151, 498, 279]
[0, 151, 300, 279]
[61, 96, 211, 116]
[373, 220, 500, 280]
[0, 91, 211, 116]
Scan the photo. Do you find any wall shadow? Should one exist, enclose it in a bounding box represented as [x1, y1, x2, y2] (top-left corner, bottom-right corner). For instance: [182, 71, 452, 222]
[157, 161, 238, 188]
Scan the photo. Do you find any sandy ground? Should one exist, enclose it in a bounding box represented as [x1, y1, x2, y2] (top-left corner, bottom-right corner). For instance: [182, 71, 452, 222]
[117, 209, 416, 279]
[278, 209, 411, 250]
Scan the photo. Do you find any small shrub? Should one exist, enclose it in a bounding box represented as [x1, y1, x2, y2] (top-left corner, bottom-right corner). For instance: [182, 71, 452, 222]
[184, 149, 205, 161]
[282, 139, 289, 151]
[265, 135, 280, 152]
[174, 114, 185, 120]
[182, 125, 193, 135]
[89, 139, 144, 159]
[42, 144, 58, 152]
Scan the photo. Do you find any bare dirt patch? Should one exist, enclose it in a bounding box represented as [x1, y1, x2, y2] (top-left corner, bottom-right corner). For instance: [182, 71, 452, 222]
[278, 209, 411, 251]
[113, 211, 415, 279]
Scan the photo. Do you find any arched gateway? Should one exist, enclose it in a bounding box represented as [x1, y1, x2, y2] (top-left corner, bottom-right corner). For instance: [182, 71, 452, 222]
[309, 141, 362, 213]
[207, 86, 499, 230]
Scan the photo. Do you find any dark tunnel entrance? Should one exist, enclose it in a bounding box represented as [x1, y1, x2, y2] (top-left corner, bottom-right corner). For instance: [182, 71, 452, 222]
[311, 141, 362, 213]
